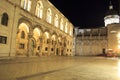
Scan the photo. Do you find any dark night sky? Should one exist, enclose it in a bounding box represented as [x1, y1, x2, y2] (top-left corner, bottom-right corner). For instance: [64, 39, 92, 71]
[49, 0, 119, 28]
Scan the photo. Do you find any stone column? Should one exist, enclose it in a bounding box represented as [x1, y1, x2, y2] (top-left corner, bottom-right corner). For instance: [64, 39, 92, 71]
[39, 37, 43, 56]
[27, 33, 33, 57]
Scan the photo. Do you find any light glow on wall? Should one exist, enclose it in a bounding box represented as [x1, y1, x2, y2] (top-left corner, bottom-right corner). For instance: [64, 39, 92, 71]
[118, 45, 120, 49]
[19, 23, 29, 33]
[117, 33, 120, 38]
[118, 61, 120, 77]
[45, 32, 49, 39]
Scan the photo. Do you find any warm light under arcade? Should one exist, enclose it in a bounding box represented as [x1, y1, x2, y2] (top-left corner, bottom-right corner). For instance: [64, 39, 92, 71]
[45, 32, 49, 39]
[19, 23, 29, 33]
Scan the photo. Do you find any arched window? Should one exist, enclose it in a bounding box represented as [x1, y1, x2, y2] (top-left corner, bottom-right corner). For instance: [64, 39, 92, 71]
[21, 31, 25, 39]
[65, 22, 68, 33]
[54, 14, 58, 27]
[1, 13, 9, 26]
[60, 19, 64, 30]
[27, 0, 32, 11]
[46, 8, 52, 23]
[35, 1, 43, 18]
[21, 0, 26, 9]
[21, 0, 32, 11]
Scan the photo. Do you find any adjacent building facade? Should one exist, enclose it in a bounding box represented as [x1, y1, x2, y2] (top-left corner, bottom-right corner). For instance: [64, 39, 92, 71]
[75, 2, 120, 56]
[0, 0, 74, 57]
[75, 23, 120, 56]
[75, 27, 108, 56]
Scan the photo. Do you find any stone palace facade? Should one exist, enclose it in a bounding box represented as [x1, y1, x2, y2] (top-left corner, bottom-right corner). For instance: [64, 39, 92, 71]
[0, 0, 74, 57]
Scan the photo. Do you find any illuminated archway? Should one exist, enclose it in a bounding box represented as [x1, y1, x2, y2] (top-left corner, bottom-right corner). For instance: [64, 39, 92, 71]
[51, 34, 57, 55]
[33, 27, 42, 56]
[42, 31, 50, 56]
[16, 23, 29, 55]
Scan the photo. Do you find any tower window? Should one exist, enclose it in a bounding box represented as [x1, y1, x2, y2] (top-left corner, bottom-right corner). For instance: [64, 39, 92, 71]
[1, 13, 9, 26]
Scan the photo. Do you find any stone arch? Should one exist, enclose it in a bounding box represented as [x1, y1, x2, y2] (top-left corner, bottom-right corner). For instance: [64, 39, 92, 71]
[32, 27, 43, 56]
[43, 30, 51, 43]
[18, 18, 33, 32]
[34, 25, 43, 34]
[16, 18, 33, 56]
[51, 32, 58, 56]
[16, 22, 30, 56]
[56, 35, 64, 56]
[42, 30, 51, 56]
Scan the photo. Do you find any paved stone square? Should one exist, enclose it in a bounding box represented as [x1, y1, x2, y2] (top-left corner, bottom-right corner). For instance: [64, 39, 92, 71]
[0, 56, 120, 80]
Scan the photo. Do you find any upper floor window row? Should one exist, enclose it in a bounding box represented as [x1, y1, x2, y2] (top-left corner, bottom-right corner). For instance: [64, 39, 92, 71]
[20, 0, 73, 35]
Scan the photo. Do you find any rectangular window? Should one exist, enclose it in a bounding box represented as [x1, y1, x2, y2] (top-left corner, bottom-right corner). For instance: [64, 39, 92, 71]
[19, 43, 25, 49]
[0, 36, 7, 44]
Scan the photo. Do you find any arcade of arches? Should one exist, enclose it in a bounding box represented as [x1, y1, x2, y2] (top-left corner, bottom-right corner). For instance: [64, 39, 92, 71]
[16, 22, 73, 56]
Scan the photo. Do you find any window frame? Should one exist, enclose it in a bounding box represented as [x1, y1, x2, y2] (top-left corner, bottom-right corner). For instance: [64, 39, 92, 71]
[0, 36, 7, 44]
[1, 13, 9, 26]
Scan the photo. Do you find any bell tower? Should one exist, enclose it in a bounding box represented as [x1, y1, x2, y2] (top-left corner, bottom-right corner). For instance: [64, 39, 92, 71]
[106, 1, 120, 55]
[104, 0, 119, 26]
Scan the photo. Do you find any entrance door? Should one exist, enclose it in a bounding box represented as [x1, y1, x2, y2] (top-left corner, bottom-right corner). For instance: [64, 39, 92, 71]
[102, 48, 106, 54]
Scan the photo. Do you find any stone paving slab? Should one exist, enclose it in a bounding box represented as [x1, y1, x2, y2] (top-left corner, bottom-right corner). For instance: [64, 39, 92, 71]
[0, 56, 120, 80]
